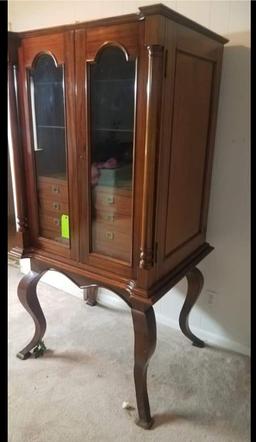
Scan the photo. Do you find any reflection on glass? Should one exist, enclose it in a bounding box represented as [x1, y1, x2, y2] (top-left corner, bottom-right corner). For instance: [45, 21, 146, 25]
[29, 54, 70, 245]
[89, 46, 135, 262]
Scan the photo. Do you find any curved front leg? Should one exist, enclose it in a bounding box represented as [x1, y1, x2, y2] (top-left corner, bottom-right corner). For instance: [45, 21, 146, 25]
[16, 271, 47, 360]
[132, 307, 156, 429]
[179, 267, 205, 348]
[83, 285, 98, 306]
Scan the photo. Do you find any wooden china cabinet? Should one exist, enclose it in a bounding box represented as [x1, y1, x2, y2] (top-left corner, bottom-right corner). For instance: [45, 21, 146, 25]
[8, 4, 228, 429]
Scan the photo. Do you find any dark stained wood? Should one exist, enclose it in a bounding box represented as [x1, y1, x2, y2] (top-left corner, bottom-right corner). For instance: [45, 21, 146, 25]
[30, 258, 134, 308]
[16, 270, 47, 360]
[139, 44, 164, 271]
[144, 14, 166, 45]
[39, 199, 69, 216]
[132, 307, 156, 429]
[199, 48, 224, 235]
[130, 20, 147, 283]
[10, 6, 228, 430]
[164, 50, 214, 255]
[22, 33, 65, 66]
[38, 176, 68, 201]
[154, 20, 224, 282]
[179, 267, 205, 347]
[86, 22, 140, 60]
[134, 243, 213, 303]
[74, 28, 89, 263]
[15, 4, 228, 45]
[64, 30, 79, 261]
[139, 4, 228, 44]
[93, 186, 132, 214]
[16, 13, 142, 39]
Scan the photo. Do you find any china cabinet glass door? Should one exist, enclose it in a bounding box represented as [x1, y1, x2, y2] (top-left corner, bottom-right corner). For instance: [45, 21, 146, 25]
[28, 53, 70, 245]
[88, 46, 136, 263]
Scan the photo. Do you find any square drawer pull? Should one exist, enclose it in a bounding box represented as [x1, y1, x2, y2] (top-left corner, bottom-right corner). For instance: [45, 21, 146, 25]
[105, 231, 114, 240]
[106, 195, 114, 204]
[104, 214, 114, 223]
[53, 202, 60, 210]
[51, 185, 59, 193]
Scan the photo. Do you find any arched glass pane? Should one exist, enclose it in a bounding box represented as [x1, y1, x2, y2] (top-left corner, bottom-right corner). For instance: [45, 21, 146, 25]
[29, 54, 70, 245]
[89, 46, 136, 262]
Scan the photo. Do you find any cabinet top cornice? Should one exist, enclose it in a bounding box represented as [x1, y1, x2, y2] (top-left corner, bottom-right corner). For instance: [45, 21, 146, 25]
[9, 3, 228, 45]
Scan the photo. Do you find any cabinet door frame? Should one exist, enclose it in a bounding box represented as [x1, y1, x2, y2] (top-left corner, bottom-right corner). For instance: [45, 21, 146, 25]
[75, 22, 146, 279]
[18, 31, 78, 260]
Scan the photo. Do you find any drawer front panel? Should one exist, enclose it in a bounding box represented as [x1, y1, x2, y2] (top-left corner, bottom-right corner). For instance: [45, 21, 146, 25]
[92, 224, 130, 262]
[38, 178, 68, 202]
[39, 198, 69, 215]
[93, 241, 130, 262]
[40, 212, 62, 232]
[93, 187, 132, 215]
[94, 210, 132, 233]
[40, 229, 67, 244]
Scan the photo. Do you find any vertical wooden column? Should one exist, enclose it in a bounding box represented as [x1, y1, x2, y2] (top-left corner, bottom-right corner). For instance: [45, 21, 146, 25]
[139, 45, 164, 270]
[8, 33, 29, 258]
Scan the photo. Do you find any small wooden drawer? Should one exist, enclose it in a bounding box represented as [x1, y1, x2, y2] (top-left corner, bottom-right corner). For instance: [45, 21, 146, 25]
[92, 223, 131, 261]
[40, 228, 59, 241]
[93, 186, 132, 215]
[39, 228, 69, 244]
[94, 211, 132, 233]
[38, 176, 68, 202]
[39, 212, 61, 233]
[38, 198, 68, 215]
[93, 242, 131, 262]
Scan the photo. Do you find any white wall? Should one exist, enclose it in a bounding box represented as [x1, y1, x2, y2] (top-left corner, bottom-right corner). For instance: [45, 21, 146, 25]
[10, 1, 250, 356]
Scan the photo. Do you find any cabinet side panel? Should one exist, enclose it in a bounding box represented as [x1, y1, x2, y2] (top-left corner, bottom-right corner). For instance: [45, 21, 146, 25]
[165, 51, 214, 256]
[154, 20, 224, 284]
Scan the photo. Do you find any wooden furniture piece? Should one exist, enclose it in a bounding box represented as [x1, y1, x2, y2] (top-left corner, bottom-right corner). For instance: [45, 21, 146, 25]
[8, 4, 228, 429]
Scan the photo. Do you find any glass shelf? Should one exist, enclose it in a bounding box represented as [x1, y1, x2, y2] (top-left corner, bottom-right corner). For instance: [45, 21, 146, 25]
[94, 78, 134, 83]
[94, 128, 133, 132]
[37, 125, 65, 129]
[36, 81, 63, 85]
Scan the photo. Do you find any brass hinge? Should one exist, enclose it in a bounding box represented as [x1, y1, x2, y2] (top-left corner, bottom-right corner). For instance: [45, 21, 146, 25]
[154, 242, 158, 263]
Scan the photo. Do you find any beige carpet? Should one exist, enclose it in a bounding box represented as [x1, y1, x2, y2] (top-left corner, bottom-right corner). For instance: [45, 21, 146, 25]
[8, 265, 250, 442]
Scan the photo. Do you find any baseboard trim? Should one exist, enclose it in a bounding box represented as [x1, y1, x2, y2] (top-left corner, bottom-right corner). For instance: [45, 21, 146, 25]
[96, 294, 250, 356]
[155, 312, 250, 357]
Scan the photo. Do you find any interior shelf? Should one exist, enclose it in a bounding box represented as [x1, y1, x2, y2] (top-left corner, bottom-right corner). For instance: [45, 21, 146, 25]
[36, 81, 63, 85]
[94, 128, 133, 132]
[94, 78, 134, 83]
[37, 125, 65, 129]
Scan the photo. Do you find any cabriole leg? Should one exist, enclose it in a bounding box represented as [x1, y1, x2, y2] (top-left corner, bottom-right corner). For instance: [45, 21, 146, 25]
[16, 271, 47, 360]
[131, 306, 157, 429]
[179, 267, 205, 348]
[83, 285, 98, 306]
